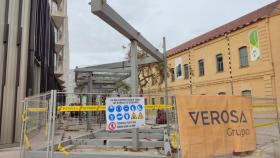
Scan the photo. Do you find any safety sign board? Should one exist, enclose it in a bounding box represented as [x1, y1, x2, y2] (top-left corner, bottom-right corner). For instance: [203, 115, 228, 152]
[106, 97, 145, 131]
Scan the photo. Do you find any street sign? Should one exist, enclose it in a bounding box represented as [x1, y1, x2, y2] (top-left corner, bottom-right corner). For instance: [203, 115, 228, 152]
[106, 97, 145, 131]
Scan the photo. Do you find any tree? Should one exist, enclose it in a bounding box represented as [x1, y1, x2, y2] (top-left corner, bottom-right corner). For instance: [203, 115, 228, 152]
[126, 47, 168, 94]
[115, 80, 130, 94]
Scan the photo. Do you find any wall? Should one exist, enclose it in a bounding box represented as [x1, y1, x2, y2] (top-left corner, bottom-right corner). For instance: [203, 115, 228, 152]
[268, 12, 280, 109]
[143, 15, 279, 101]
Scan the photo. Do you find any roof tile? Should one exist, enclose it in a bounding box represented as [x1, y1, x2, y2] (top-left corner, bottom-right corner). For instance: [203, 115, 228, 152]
[168, 0, 280, 57]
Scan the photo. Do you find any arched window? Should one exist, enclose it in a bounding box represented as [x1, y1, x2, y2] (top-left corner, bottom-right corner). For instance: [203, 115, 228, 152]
[242, 90, 251, 96]
[218, 92, 226, 95]
[239, 46, 249, 67]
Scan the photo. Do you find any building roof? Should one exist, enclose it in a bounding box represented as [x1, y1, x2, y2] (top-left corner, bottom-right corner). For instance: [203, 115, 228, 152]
[168, 0, 280, 57]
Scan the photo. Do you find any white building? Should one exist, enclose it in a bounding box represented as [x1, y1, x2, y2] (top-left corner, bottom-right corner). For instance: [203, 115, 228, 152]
[0, 0, 69, 146]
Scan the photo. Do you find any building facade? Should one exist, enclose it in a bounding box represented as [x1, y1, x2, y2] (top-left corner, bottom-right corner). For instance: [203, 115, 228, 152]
[0, 0, 69, 146]
[143, 1, 280, 106]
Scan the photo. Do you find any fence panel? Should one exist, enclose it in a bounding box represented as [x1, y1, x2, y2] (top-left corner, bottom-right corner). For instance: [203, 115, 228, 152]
[252, 97, 280, 150]
[50, 92, 179, 157]
[20, 92, 52, 158]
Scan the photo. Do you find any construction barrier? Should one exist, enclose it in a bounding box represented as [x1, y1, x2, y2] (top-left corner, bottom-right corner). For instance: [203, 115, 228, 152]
[176, 95, 256, 158]
[21, 91, 280, 158]
[20, 91, 178, 158]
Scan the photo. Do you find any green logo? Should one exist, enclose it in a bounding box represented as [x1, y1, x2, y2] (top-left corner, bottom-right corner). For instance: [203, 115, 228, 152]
[249, 30, 259, 47]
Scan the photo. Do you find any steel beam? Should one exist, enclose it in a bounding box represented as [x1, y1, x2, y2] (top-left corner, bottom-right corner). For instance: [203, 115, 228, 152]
[91, 0, 163, 61]
[81, 57, 157, 70]
[93, 132, 164, 140]
[75, 68, 131, 73]
[24, 151, 167, 158]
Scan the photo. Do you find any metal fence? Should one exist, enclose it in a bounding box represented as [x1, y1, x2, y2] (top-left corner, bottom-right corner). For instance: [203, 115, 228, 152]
[252, 97, 280, 156]
[20, 92, 280, 158]
[20, 91, 180, 158]
[19, 92, 53, 158]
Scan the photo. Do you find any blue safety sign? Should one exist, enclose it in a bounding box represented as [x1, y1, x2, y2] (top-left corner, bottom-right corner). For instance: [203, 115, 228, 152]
[124, 113, 130, 120]
[106, 97, 145, 131]
[137, 104, 143, 111]
[116, 105, 122, 112]
[130, 105, 136, 111]
[108, 105, 114, 113]
[117, 113, 123, 121]
[123, 105, 129, 112]
[108, 114, 115, 121]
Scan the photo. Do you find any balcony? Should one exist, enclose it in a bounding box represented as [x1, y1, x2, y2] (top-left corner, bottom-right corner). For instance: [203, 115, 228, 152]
[53, 0, 63, 6]
[54, 53, 63, 78]
[51, 6, 65, 28]
[55, 39, 64, 54]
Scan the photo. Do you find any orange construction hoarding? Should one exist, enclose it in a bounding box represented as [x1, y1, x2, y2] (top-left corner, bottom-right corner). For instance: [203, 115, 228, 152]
[176, 96, 256, 158]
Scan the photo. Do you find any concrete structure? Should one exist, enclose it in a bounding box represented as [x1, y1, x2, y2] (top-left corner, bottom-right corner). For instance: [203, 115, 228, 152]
[0, 0, 69, 146]
[51, 0, 70, 90]
[143, 1, 280, 105]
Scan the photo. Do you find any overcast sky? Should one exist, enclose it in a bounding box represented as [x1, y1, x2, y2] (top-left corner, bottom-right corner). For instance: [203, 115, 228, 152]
[68, 0, 276, 69]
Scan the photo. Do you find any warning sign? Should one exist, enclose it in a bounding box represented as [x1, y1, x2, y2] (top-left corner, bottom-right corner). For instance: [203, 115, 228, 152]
[131, 113, 137, 119]
[138, 112, 143, 119]
[106, 97, 145, 131]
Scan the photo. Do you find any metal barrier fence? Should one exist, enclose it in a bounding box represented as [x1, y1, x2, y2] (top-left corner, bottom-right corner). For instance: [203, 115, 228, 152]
[20, 91, 180, 158]
[252, 97, 280, 153]
[20, 92, 53, 158]
[20, 92, 280, 158]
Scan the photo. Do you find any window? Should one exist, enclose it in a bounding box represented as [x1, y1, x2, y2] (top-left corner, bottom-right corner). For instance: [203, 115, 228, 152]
[218, 92, 226, 95]
[176, 64, 182, 78]
[184, 64, 189, 79]
[239, 47, 249, 67]
[198, 59, 205, 76]
[170, 68, 175, 82]
[144, 98, 148, 105]
[216, 54, 224, 72]
[242, 90, 251, 96]
[160, 97, 164, 104]
[152, 98, 155, 105]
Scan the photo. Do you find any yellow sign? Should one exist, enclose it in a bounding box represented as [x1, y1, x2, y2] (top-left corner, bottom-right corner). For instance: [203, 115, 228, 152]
[131, 112, 137, 119]
[138, 112, 143, 119]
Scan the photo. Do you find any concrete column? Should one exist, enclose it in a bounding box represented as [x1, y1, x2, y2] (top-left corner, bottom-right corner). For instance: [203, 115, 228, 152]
[14, 0, 31, 142]
[0, 0, 20, 144]
[130, 40, 139, 150]
[130, 40, 138, 96]
[0, 0, 7, 140]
